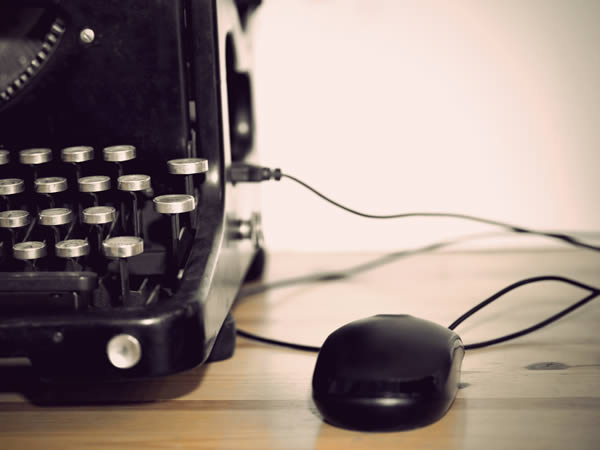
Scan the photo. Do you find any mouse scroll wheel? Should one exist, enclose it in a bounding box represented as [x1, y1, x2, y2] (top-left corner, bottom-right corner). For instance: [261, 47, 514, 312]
[0, 6, 66, 106]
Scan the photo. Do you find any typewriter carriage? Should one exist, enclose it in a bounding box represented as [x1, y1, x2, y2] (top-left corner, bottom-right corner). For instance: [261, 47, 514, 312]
[0, 0, 264, 380]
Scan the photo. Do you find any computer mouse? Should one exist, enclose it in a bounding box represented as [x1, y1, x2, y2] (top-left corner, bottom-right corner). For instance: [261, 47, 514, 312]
[312, 314, 464, 431]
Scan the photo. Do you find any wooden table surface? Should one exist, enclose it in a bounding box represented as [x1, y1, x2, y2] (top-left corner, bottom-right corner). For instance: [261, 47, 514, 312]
[0, 249, 598, 449]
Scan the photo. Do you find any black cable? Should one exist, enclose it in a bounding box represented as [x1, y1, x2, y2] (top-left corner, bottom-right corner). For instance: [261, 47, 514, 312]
[280, 173, 600, 253]
[236, 275, 600, 353]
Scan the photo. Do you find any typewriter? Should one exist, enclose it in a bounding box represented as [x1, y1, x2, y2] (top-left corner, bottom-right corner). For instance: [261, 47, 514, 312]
[0, 0, 264, 381]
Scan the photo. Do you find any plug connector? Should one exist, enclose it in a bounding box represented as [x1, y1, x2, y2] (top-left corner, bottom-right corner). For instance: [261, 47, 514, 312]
[229, 163, 281, 183]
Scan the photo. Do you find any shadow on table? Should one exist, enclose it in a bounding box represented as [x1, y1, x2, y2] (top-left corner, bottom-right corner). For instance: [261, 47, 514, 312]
[0, 360, 207, 406]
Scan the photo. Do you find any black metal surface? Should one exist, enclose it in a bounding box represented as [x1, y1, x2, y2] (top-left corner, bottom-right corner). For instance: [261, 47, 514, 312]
[0, 0, 261, 380]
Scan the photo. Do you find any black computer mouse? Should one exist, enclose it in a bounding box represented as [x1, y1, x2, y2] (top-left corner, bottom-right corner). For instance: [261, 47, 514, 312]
[312, 314, 464, 431]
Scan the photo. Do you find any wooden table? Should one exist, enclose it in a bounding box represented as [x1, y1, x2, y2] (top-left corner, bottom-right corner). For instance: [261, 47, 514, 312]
[0, 249, 599, 449]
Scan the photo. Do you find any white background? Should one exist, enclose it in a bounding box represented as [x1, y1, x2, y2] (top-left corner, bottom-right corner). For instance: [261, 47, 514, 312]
[249, 0, 600, 251]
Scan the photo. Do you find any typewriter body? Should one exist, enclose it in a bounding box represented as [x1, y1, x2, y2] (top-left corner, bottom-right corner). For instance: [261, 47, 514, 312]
[0, 0, 263, 380]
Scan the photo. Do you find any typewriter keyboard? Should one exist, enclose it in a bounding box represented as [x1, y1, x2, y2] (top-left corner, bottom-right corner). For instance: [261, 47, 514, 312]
[0, 145, 207, 313]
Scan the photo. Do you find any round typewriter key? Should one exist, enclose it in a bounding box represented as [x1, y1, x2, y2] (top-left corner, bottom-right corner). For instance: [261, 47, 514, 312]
[0, 150, 9, 165]
[82, 206, 116, 225]
[56, 239, 90, 258]
[61, 146, 94, 163]
[167, 158, 208, 175]
[153, 194, 195, 214]
[0, 210, 30, 228]
[102, 236, 144, 259]
[34, 176, 68, 194]
[103, 145, 136, 162]
[19, 148, 52, 165]
[0, 178, 25, 195]
[13, 241, 47, 260]
[78, 175, 111, 192]
[39, 208, 73, 226]
[118, 174, 151, 192]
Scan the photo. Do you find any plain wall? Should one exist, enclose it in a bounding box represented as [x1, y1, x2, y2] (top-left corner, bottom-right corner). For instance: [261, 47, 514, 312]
[250, 0, 600, 251]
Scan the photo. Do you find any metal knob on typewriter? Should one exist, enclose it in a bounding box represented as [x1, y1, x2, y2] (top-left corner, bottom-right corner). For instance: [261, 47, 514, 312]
[102, 236, 143, 303]
[13, 241, 47, 271]
[61, 146, 94, 163]
[78, 175, 111, 193]
[19, 148, 52, 165]
[103, 145, 136, 162]
[82, 206, 116, 225]
[56, 239, 90, 271]
[118, 174, 151, 237]
[167, 158, 207, 228]
[0, 210, 30, 229]
[39, 208, 73, 226]
[62, 146, 94, 180]
[35, 176, 68, 194]
[13, 241, 46, 260]
[0, 178, 25, 196]
[0, 150, 9, 165]
[153, 194, 195, 264]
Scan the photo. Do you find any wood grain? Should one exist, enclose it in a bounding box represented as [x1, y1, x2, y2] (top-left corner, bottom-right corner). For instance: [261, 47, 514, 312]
[0, 249, 598, 449]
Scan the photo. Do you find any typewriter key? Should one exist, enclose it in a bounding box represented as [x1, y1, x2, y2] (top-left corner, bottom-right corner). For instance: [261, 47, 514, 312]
[19, 148, 52, 165]
[153, 194, 195, 262]
[39, 208, 73, 226]
[34, 176, 68, 194]
[78, 175, 111, 193]
[82, 206, 116, 225]
[56, 239, 90, 258]
[13, 241, 46, 260]
[102, 236, 144, 302]
[103, 145, 136, 162]
[0, 210, 30, 228]
[0, 150, 9, 165]
[167, 158, 207, 227]
[61, 146, 94, 163]
[118, 174, 151, 236]
[0, 178, 25, 196]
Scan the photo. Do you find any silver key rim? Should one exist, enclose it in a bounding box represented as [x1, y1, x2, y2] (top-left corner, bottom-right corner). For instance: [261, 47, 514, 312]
[13, 241, 47, 260]
[103, 145, 136, 162]
[0, 210, 30, 228]
[78, 175, 111, 192]
[0, 150, 9, 165]
[34, 176, 68, 193]
[82, 206, 116, 224]
[0, 178, 25, 195]
[167, 158, 209, 175]
[19, 148, 52, 165]
[153, 194, 195, 214]
[61, 146, 94, 163]
[118, 174, 151, 191]
[103, 236, 144, 258]
[56, 239, 90, 258]
[39, 208, 73, 226]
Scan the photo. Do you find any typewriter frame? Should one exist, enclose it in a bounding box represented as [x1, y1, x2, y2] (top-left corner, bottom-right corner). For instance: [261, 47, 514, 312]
[0, 0, 263, 381]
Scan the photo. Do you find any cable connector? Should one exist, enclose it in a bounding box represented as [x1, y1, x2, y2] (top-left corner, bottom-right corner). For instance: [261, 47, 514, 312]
[229, 163, 282, 183]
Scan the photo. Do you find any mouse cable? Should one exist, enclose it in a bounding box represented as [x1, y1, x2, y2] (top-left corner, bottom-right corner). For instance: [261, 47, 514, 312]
[235, 275, 600, 353]
[229, 163, 600, 253]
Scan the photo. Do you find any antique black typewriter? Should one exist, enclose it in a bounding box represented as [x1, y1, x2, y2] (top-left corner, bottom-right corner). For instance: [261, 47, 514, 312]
[0, 0, 264, 380]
